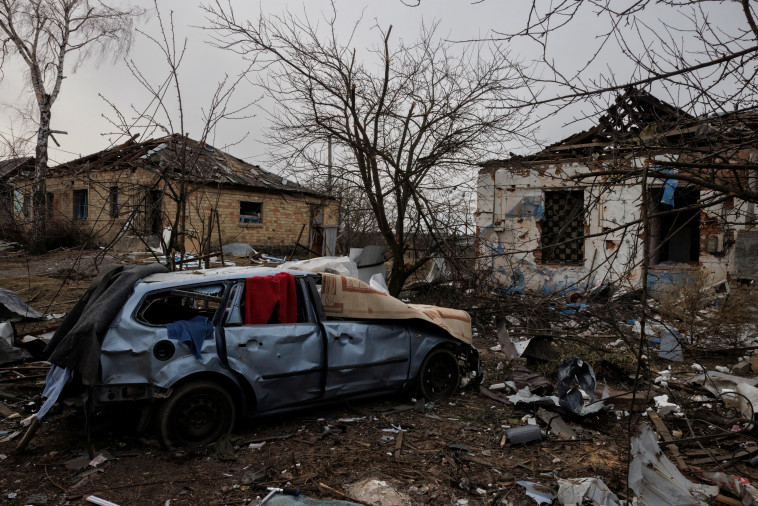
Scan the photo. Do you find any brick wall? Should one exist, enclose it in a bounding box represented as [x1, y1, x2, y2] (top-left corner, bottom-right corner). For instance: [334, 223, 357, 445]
[24, 167, 339, 251]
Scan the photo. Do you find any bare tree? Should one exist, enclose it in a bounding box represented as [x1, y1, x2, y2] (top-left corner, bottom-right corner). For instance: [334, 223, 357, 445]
[0, 0, 142, 254]
[203, 3, 532, 296]
[96, 2, 253, 270]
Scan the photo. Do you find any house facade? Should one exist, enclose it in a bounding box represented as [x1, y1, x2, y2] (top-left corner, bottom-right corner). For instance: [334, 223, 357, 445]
[0, 156, 34, 230]
[476, 89, 758, 295]
[14, 135, 338, 255]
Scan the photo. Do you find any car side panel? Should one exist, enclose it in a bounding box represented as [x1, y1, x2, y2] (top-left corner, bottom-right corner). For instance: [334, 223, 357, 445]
[224, 323, 324, 410]
[100, 312, 228, 388]
[322, 321, 410, 397]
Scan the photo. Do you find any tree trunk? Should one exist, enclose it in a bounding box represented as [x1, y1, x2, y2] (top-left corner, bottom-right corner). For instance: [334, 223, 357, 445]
[29, 105, 50, 255]
[387, 245, 407, 297]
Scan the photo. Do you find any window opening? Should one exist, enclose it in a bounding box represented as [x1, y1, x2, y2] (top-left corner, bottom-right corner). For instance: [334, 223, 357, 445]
[46, 192, 54, 219]
[73, 189, 88, 220]
[649, 186, 700, 264]
[146, 189, 162, 234]
[12, 190, 23, 215]
[240, 201, 262, 224]
[541, 190, 585, 265]
[137, 284, 225, 326]
[110, 187, 119, 218]
[22, 193, 30, 218]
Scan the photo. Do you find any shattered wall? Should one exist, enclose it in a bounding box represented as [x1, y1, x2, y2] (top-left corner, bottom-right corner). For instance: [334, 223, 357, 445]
[475, 160, 742, 295]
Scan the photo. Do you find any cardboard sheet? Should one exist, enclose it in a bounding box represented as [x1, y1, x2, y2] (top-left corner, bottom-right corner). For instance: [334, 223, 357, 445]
[320, 273, 472, 345]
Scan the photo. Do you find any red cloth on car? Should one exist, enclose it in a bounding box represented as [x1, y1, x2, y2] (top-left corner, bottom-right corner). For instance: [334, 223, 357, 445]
[244, 272, 297, 324]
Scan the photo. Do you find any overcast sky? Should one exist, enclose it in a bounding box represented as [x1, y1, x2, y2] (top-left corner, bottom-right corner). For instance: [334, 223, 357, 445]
[0, 0, 750, 171]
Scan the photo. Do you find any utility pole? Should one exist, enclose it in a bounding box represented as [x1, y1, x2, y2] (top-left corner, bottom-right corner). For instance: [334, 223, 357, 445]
[327, 135, 333, 197]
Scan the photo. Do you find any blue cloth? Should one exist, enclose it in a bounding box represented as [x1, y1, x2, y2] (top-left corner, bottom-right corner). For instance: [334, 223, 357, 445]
[167, 316, 214, 359]
[37, 365, 73, 419]
[659, 168, 678, 206]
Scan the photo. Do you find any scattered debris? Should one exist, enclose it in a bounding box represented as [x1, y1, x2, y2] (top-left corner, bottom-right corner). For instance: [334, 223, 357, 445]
[505, 425, 542, 445]
[0, 288, 44, 321]
[517, 481, 555, 505]
[629, 424, 719, 505]
[221, 243, 255, 257]
[346, 477, 410, 505]
[557, 358, 596, 415]
[536, 408, 577, 440]
[556, 477, 620, 506]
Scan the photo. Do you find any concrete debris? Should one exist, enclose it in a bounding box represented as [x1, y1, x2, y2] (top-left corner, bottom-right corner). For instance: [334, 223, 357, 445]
[345, 477, 410, 506]
[732, 359, 753, 376]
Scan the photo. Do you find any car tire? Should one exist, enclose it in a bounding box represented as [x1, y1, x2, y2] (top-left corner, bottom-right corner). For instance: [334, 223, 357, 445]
[418, 348, 460, 401]
[158, 380, 236, 448]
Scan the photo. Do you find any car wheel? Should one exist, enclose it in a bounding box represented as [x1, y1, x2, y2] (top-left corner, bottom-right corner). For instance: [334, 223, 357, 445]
[419, 348, 460, 401]
[158, 380, 236, 448]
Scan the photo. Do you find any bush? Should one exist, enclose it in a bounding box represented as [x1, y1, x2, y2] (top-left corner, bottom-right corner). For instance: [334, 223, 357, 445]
[44, 219, 93, 249]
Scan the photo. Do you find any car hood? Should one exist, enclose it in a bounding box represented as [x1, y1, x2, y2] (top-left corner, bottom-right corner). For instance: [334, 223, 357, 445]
[320, 273, 472, 345]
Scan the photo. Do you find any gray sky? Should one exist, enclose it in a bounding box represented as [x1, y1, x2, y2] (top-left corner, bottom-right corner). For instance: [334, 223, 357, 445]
[0, 0, 751, 170]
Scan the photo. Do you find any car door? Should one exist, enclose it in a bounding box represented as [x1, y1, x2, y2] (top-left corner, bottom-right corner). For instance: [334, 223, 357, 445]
[321, 320, 411, 398]
[224, 278, 325, 411]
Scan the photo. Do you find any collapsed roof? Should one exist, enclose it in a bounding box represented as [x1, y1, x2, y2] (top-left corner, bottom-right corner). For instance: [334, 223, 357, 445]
[0, 157, 33, 180]
[484, 87, 758, 165]
[49, 134, 330, 198]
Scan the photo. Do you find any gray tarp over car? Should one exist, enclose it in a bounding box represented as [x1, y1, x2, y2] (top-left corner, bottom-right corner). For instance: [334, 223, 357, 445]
[44, 264, 169, 384]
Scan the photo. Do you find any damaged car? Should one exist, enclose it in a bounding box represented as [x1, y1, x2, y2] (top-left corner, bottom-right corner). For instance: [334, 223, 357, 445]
[43, 266, 481, 447]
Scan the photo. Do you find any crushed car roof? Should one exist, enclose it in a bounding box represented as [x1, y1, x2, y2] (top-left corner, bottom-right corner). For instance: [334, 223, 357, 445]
[140, 266, 316, 286]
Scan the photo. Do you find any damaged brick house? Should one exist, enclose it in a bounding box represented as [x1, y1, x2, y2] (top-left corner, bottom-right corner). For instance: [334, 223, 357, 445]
[475, 88, 758, 295]
[0, 156, 34, 229]
[14, 135, 338, 255]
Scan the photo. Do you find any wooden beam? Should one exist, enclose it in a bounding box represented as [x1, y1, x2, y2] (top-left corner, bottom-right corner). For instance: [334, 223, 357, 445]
[647, 408, 688, 471]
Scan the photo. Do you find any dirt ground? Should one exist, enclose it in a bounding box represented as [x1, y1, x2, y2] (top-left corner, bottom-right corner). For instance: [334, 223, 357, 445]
[0, 248, 756, 505]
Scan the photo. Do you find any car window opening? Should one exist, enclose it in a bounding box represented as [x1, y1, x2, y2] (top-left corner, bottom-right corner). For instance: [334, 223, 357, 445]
[138, 284, 225, 325]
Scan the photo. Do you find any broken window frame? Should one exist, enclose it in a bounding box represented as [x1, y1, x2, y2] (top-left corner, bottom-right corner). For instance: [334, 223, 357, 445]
[135, 283, 226, 327]
[12, 190, 23, 215]
[649, 185, 701, 264]
[239, 200, 263, 224]
[110, 186, 119, 218]
[73, 189, 88, 221]
[540, 189, 586, 265]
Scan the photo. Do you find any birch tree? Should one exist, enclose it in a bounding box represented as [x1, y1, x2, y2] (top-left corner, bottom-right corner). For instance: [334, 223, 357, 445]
[0, 0, 141, 253]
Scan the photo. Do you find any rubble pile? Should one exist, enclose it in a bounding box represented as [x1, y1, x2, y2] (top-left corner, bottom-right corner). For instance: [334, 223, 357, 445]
[1, 251, 758, 504]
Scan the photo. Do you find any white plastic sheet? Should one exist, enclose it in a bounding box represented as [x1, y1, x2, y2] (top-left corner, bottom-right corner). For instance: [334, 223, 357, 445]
[556, 477, 619, 506]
